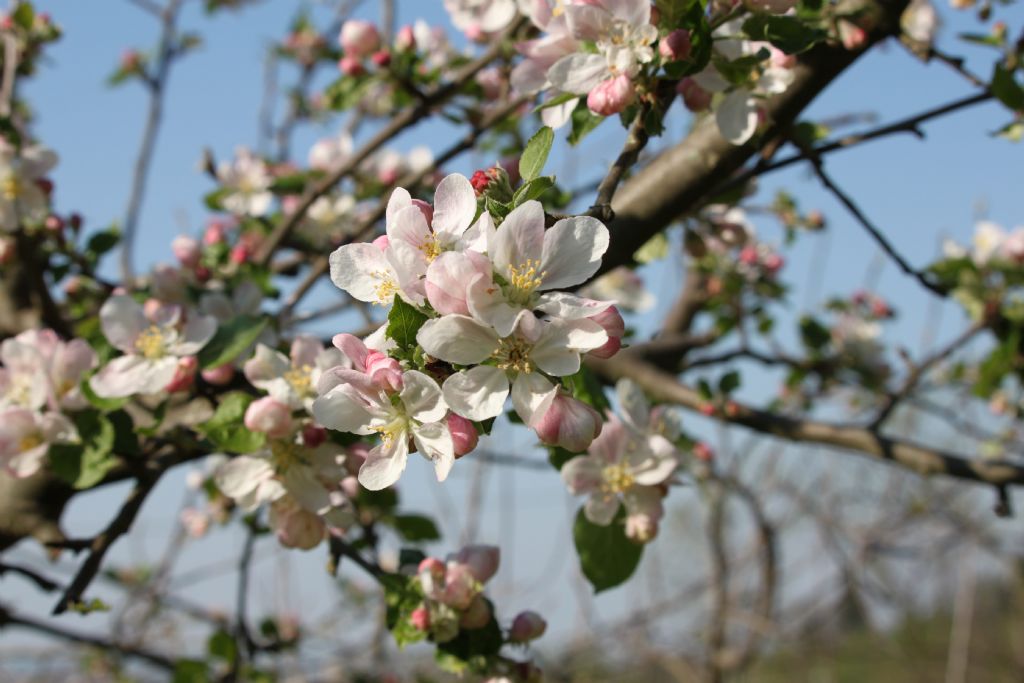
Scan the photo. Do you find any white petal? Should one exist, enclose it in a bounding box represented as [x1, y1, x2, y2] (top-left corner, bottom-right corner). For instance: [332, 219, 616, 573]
[529, 324, 585, 376]
[560, 455, 603, 495]
[584, 493, 621, 525]
[385, 187, 412, 224]
[616, 378, 650, 432]
[442, 366, 509, 420]
[491, 199, 545, 277]
[216, 455, 273, 503]
[540, 215, 609, 290]
[244, 344, 291, 387]
[416, 315, 498, 365]
[174, 312, 218, 355]
[312, 385, 379, 435]
[100, 295, 148, 352]
[535, 292, 612, 320]
[329, 243, 392, 303]
[432, 173, 477, 241]
[89, 355, 178, 398]
[400, 370, 448, 424]
[716, 90, 759, 146]
[358, 437, 409, 491]
[510, 372, 555, 424]
[547, 53, 608, 95]
[412, 421, 455, 482]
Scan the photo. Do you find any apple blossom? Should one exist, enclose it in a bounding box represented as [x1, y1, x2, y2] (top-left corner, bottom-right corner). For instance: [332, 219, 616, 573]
[269, 496, 326, 550]
[0, 407, 77, 477]
[171, 235, 201, 268]
[89, 296, 217, 398]
[444, 0, 519, 38]
[308, 131, 353, 171]
[216, 147, 274, 217]
[659, 29, 692, 62]
[245, 336, 345, 411]
[165, 356, 198, 393]
[0, 328, 96, 411]
[0, 141, 58, 231]
[312, 368, 453, 490]
[586, 73, 634, 115]
[417, 314, 607, 424]
[510, 0, 581, 127]
[245, 396, 294, 438]
[339, 19, 380, 58]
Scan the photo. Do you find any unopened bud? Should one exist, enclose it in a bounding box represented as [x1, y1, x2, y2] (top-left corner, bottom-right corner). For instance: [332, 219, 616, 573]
[587, 306, 625, 359]
[172, 235, 201, 268]
[165, 356, 198, 393]
[244, 396, 294, 438]
[659, 29, 691, 62]
[677, 77, 711, 112]
[509, 610, 547, 642]
[587, 74, 634, 116]
[447, 413, 479, 458]
[459, 595, 492, 629]
[531, 391, 603, 452]
[201, 363, 235, 386]
[455, 544, 500, 584]
[370, 49, 391, 67]
[395, 25, 416, 52]
[339, 19, 380, 58]
[410, 605, 431, 631]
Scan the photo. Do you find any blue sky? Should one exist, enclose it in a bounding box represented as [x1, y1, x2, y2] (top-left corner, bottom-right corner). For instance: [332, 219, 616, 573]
[4, 0, 1024, 672]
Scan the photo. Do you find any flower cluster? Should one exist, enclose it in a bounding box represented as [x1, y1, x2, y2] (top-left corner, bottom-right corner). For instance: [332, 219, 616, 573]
[321, 172, 619, 489]
[0, 141, 58, 231]
[0, 329, 93, 477]
[411, 545, 502, 642]
[561, 379, 683, 542]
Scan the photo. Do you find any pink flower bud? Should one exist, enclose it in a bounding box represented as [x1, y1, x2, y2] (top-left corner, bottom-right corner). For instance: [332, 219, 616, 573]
[372, 234, 390, 250]
[338, 55, 365, 76]
[838, 20, 867, 50]
[230, 244, 250, 265]
[172, 235, 201, 268]
[738, 245, 759, 266]
[587, 305, 625, 360]
[477, 67, 504, 100]
[201, 363, 235, 385]
[345, 442, 370, 473]
[659, 29, 692, 62]
[195, 266, 211, 282]
[410, 198, 434, 224]
[464, 23, 486, 42]
[459, 595, 492, 629]
[244, 396, 293, 438]
[447, 413, 479, 458]
[693, 441, 714, 462]
[370, 49, 391, 67]
[395, 25, 416, 52]
[44, 214, 64, 233]
[203, 221, 227, 245]
[762, 252, 784, 275]
[442, 563, 480, 609]
[530, 392, 603, 453]
[364, 350, 403, 392]
[339, 19, 380, 58]
[165, 356, 198, 393]
[0, 16, 13, 31]
[625, 512, 659, 543]
[418, 556, 446, 578]
[410, 605, 431, 631]
[302, 424, 328, 448]
[454, 544, 500, 584]
[509, 611, 547, 642]
[587, 74, 635, 116]
[678, 77, 711, 112]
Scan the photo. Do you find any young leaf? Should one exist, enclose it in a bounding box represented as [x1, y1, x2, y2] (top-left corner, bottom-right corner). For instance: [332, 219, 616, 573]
[569, 104, 604, 146]
[48, 410, 118, 489]
[520, 126, 555, 182]
[991, 64, 1024, 112]
[742, 15, 826, 55]
[390, 513, 441, 542]
[512, 176, 555, 207]
[386, 296, 429, 350]
[573, 507, 643, 592]
[198, 315, 268, 369]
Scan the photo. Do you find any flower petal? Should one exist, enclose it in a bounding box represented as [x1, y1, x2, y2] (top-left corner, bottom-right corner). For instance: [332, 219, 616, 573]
[99, 295, 148, 353]
[432, 173, 477, 241]
[442, 366, 509, 420]
[417, 315, 498, 365]
[358, 437, 410, 490]
[400, 370, 447, 424]
[412, 420, 455, 482]
[540, 215, 609, 290]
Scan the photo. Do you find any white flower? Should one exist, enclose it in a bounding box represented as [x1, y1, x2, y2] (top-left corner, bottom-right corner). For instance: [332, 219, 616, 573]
[387, 174, 489, 261]
[444, 0, 520, 35]
[0, 142, 57, 231]
[459, 199, 611, 336]
[0, 329, 96, 411]
[329, 237, 426, 307]
[901, 0, 939, 44]
[309, 132, 353, 171]
[0, 407, 78, 478]
[89, 296, 217, 398]
[560, 381, 679, 526]
[972, 221, 1006, 266]
[217, 147, 273, 217]
[313, 369, 453, 490]
[417, 314, 606, 422]
[244, 336, 345, 411]
[546, 0, 657, 99]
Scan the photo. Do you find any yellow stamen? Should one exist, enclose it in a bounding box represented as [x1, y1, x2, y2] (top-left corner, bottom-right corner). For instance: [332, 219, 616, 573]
[134, 325, 167, 360]
[419, 235, 442, 263]
[0, 173, 21, 201]
[601, 463, 635, 494]
[284, 365, 313, 398]
[270, 439, 305, 473]
[19, 434, 42, 452]
[506, 259, 546, 304]
[372, 271, 398, 305]
[494, 337, 533, 373]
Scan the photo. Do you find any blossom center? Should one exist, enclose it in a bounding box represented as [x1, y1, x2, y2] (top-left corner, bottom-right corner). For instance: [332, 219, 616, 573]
[600, 463, 635, 494]
[494, 337, 534, 373]
[372, 271, 398, 305]
[419, 235, 442, 263]
[0, 172, 22, 201]
[285, 365, 314, 398]
[135, 325, 168, 360]
[373, 415, 408, 449]
[506, 259, 545, 304]
[18, 433, 42, 452]
[270, 440, 305, 472]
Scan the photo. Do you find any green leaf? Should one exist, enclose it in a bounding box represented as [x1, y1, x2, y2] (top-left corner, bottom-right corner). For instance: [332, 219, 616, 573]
[991, 64, 1024, 112]
[569, 103, 604, 146]
[563, 365, 611, 413]
[573, 507, 643, 593]
[85, 227, 121, 259]
[512, 176, 555, 207]
[391, 514, 441, 542]
[12, 2, 34, 31]
[958, 31, 1003, 47]
[199, 392, 267, 453]
[198, 315, 268, 370]
[204, 187, 229, 211]
[386, 296, 429, 350]
[172, 660, 209, 683]
[742, 15, 826, 55]
[719, 370, 741, 394]
[532, 91, 578, 112]
[108, 409, 141, 456]
[48, 410, 118, 489]
[520, 126, 554, 182]
[207, 629, 237, 662]
[323, 75, 372, 111]
[799, 315, 831, 351]
[270, 173, 308, 194]
[549, 446, 576, 470]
